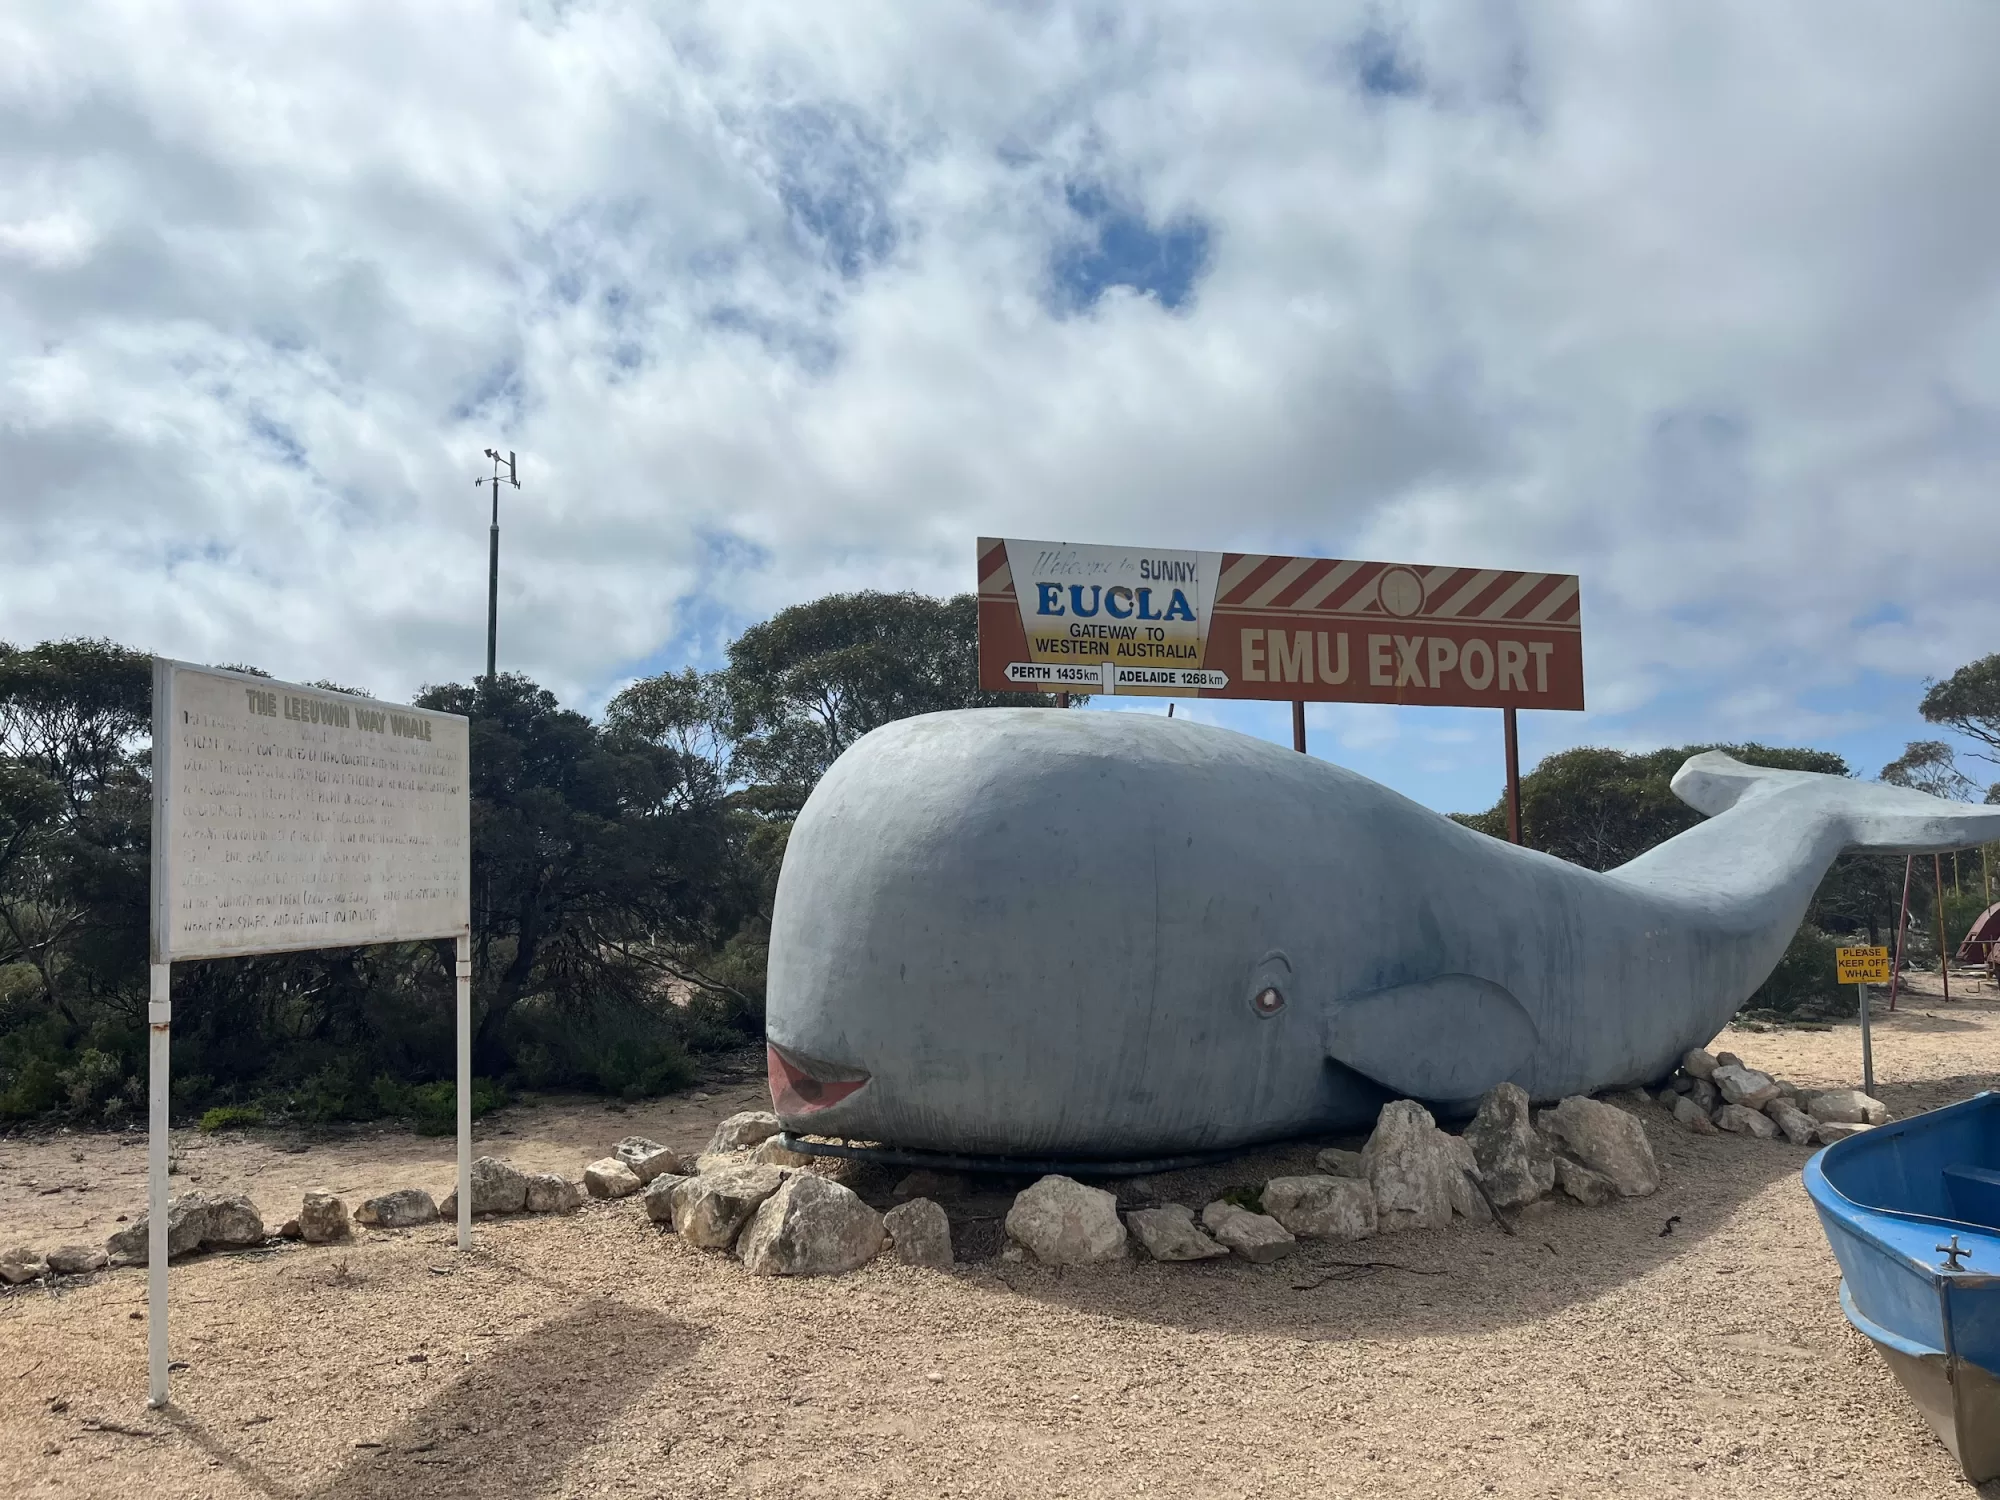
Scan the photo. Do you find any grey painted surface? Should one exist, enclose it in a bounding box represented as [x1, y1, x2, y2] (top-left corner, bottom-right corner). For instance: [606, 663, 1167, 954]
[765, 711, 2000, 1158]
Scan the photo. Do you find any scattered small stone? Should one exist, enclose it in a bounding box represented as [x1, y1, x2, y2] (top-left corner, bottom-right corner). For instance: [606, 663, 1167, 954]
[642, 1172, 689, 1225]
[1312, 1148, 1366, 1179]
[1126, 1204, 1229, 1262]
[1260, 1176, 1377, 1241]
[1199, 1201, 1296, 1263]
[582, 1158, 643, 1200]
[106, 1193, 215, 1265]
[612, 1137, 685, 1184]
[467, 1157, 530, 1214]
[1461, 1083, 1556, 1208]
[1003, 1176, 1127, 1265]
[355, 1189, 437, 1230]
[1682, 1048, 1720, 1081]
[1540, 1096, 1660, 1197]
[298, 1190, 351, 1245]
[672, 1165, 788, 1250]
[1766, 1101, 1818, 1147]
[278, 1219, 303, 1241]
[1713, 1064, 1783, 1111]
[738, 1174, 884, 1277]
[1816, 1121, 1876, 1143]
[884, 1198, 955, 1268]
[1672, 1096, 1719, 1136]
[1554, 1157, 1617, 1207]
[1805, 1090, 1888, 1127]
[203, 1194, 266, 1248]
[524, 1174, 582, 1214]
[0, 1247, 45, 1285]
[46, 1244, 108, 1276]
[704, 1111, 784, 1155]
[1715, 1103, 1780, 1139]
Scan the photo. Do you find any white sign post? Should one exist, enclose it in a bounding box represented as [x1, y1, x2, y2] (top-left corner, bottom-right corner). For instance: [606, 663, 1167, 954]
[147, 661, 471, 1408]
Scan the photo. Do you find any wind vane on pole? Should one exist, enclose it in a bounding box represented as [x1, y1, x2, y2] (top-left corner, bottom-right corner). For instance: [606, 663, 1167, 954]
[477, 449, 520, 685]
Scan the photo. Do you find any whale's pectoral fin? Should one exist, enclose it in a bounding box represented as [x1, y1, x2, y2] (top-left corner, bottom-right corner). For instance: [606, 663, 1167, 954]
[1323, 974, 1538, 1102]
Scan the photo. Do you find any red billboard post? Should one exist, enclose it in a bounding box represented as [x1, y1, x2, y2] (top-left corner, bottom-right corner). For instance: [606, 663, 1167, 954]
[977, 537, 1584, 841]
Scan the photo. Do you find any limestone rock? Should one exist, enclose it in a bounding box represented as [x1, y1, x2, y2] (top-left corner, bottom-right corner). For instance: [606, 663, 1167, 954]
[1766, 1101, 1818, 1147]
[438, 1189, 456, 1218]
[1685, 1077, 1721, 1113]
[1713, 1064, 1783, 1110]
[1806, 1090, 1888, 1127]
[1126, 1204, 1229, 1262]
[892, 1169, 969, 1202]
[582, 1157, 643, 1200]
[106, 1193, 214, 1265]
[1199, 1201, 1296, 1263]
[750, 1136, 814, 1168]
[613, 1137, 686, 1184]
[642, 1172, 690, 1225]
[672, 1165, 788, 1250]
[355, 1188, 437, 1230]
[1816, 1121, 1876, 1143]
[1443, 1133, 1483, 1219]
[1260, 1176, 1377, 1241]
[1667, 1072, 1696, 1095]
[468, 1156, 530, 1214]
[1715, 1051, 1744, 1070]
[203, 1194, 267, 1248]
[278, 1219, 303, 1240]
[1715, 1103, 1779, 1139]
[884, 1197, 956, 1268]
[298, 1190, 350, 1244]
[1682, 1047, 1720, 1081]
[46, 1244, 107, 1276]
[0, 1246, 45, 1284]
[1004, 1175, 1127, 1265]
[1313, 1148, 1366, 1179]
[1672, 1096, 1719, 1136]
[704, 1110, 784, 1155]
[1601, 1087, 1656, 1114]
[1462, 1083, 1556, 1208]
[739, 1174, 885, 1277]
[525, 1174, 582, 1213]
[1541, 1096, 1660, 1197]
[1555, 1158, 1617, 1206]
[694, 1151, 747, 1176]
[1362, 1100, 1459, 1231]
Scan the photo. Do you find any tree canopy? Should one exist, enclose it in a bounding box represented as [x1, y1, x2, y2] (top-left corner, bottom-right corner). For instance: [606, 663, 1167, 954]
[1921, 652, 2000, 765]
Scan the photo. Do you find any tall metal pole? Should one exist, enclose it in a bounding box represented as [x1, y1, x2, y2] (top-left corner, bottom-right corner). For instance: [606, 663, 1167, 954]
[1504, 708, 1522, 844]
[1936, 853, 1952, 1002]
[1889, 855, 1913, 1012]
[478, 450, 519, 686]
[1292, 700, 1306, 754]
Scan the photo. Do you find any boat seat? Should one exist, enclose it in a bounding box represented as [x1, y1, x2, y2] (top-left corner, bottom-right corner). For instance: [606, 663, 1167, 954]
[1943, 1164, 2000, 1230]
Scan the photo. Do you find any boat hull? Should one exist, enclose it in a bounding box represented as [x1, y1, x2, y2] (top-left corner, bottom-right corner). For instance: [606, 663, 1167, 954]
[1839, 1280, 2000, 1481]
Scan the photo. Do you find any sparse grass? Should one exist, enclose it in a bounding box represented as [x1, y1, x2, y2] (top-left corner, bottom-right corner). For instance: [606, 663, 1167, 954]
[198, 1104, 265, 1133]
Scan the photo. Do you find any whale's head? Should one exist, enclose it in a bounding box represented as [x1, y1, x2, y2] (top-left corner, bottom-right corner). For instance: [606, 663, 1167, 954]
[763, 709, 1369, 1158]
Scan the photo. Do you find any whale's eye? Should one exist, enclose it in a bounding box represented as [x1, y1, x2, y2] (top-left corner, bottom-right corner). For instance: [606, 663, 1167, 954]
[1252, 986, 1285, 1017]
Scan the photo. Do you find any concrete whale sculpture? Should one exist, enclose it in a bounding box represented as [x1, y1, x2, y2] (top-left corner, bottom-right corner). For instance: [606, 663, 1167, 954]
[764, 710, 2000, 1159]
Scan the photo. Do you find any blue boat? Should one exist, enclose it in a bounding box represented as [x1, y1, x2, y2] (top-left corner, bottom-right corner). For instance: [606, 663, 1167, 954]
[1804, 1091, 2000, 1482]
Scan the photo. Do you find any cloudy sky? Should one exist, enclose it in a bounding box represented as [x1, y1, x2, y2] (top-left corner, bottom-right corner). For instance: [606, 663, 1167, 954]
[5, 1, 1998, 813]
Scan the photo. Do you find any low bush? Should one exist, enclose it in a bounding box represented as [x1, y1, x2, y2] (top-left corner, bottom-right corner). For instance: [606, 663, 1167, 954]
[199, 1104, 265, 1133]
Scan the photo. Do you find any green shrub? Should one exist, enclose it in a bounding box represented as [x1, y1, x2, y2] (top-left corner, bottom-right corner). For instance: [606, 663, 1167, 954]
[373, 1076, 509, 1135]
[1743, 926, 1845, 1018]
[199, 1104, 265, 1133]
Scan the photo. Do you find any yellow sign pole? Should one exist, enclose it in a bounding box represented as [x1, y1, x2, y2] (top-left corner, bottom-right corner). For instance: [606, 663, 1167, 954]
[1836, 946, 1890, 1097]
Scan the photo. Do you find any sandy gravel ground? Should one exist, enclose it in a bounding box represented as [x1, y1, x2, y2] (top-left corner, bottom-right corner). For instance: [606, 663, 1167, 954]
[3, 973, 1997, 1500]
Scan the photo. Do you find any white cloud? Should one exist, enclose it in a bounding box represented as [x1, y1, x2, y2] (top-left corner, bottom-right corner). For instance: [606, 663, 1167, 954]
[3, 0, 1998, 802]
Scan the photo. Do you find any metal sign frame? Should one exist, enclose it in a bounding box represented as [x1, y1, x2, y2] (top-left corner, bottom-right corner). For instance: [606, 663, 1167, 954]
[144, 660, 473, 1408]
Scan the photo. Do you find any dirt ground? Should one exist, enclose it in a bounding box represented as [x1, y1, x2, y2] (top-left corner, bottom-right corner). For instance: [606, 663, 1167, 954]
[4, 972, 1998, 1500]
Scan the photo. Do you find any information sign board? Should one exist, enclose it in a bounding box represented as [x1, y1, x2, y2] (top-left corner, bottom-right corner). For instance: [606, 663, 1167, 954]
[151, 662, 470, 962]
[977, 536, 1583, 709]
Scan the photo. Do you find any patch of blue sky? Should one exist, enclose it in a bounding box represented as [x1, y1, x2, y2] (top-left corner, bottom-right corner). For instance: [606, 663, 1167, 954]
[1349, 24, 1422, 100]
[771, 104, 898, 281]
[1050, 182, 1212, 317]
[705, 304, 838, 376]
[246, 412, 307, 469]
[448, 357, 527, 427]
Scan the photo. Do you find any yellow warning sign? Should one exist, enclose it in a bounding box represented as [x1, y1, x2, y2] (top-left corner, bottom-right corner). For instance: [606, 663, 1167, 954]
[1836, 946, 1891, 985]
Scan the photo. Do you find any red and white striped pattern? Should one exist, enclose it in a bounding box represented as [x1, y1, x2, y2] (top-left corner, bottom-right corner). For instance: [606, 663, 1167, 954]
[1215, 555, 1579, 627]
[977, 538, 1013, 596]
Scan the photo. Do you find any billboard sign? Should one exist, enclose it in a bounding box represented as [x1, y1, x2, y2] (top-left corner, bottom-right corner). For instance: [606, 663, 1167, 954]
[977, 537, 1583, 709]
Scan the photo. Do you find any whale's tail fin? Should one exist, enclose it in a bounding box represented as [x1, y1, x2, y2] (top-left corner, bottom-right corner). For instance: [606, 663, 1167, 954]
[1671, 750, 2000, 854]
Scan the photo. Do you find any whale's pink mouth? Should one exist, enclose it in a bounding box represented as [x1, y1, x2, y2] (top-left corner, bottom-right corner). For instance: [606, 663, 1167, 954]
[767, 1041, 869, 1116]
